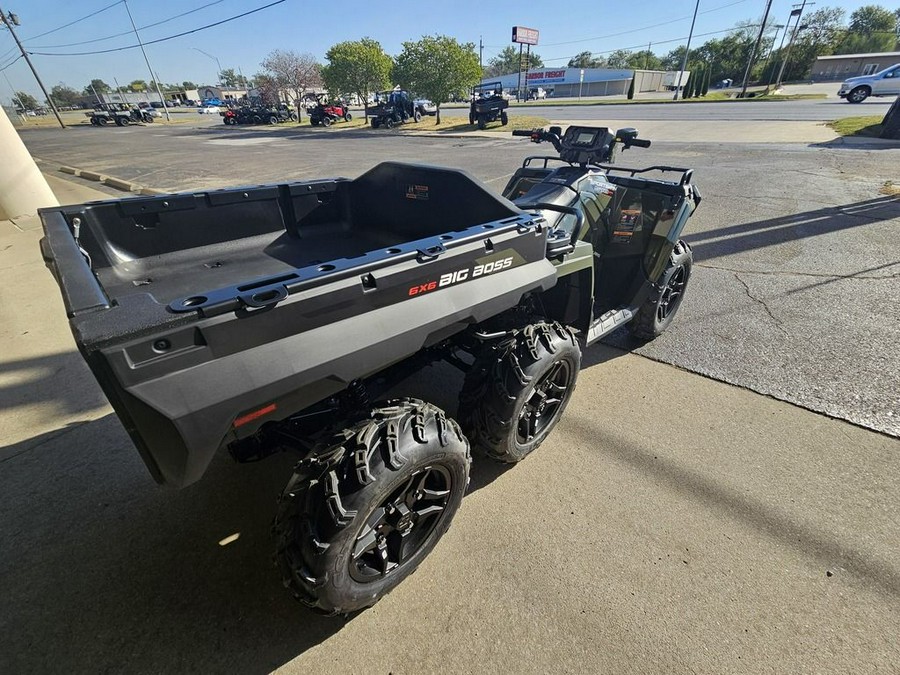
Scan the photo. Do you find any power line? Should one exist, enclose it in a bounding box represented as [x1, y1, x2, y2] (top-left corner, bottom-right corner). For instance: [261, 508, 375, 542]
[21, 0, 123, 42]
[28, 0, 228, 49]
[0, 52, 22, 72]
[29, 0, 286, 56]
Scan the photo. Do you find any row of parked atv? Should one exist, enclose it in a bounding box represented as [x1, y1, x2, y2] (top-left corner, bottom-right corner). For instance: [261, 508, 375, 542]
[86, 104, 154, 127]
[221, 104, 298, 125]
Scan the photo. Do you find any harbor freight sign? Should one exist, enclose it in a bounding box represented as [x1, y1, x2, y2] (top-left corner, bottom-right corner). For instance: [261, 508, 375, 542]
[526, 69, 566, 84]
[512, 26, 539, 45]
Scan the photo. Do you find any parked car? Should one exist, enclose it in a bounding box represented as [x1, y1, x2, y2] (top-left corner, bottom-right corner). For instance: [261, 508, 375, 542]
[198, 105, 220, 114]
[838, 63, 900, 103]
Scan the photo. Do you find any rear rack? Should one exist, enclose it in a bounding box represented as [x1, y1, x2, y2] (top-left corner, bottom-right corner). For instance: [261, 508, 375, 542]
[591, 163, 694, 187]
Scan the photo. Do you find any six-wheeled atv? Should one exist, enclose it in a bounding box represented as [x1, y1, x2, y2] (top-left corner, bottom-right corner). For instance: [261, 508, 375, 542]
[39, 124, 699, 616]
[86, 104, 153, 126]
[470, 81, 509, 129]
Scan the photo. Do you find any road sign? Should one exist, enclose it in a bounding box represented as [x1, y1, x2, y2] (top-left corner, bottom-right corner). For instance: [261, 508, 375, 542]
[512, 26, 539, 45]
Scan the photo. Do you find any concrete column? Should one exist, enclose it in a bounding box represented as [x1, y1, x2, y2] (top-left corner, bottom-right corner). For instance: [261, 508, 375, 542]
[0, 105, 58, 220]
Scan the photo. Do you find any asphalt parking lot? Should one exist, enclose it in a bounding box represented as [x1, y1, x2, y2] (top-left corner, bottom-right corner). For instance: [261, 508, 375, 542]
[2, 106, 899, 673]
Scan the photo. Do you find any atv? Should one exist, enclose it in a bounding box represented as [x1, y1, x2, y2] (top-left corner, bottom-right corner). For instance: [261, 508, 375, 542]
[308, 96, 352, 127]
[86, 104, 153, 127]
[366, 90, 431, 128]
[39, 124, 699, 616]
[470, 81, 509, 129]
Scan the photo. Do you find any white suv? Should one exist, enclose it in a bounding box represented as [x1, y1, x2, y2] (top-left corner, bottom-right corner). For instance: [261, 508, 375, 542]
[838, 63, 900, 103]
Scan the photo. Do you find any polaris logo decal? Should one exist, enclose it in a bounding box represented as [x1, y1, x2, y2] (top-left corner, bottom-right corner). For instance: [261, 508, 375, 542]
[407, 255, 516, 296]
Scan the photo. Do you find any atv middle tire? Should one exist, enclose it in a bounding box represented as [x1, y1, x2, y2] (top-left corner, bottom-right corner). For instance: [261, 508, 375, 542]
[630, 240, 693, 340]
[344, 112, 352, 121]
[322, 116, 332, 127]
[274, 398, 470, 615]
[459, 322, 581, 463]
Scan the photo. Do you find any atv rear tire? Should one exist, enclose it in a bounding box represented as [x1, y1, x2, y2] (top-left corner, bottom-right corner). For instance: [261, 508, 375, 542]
[630, 240, 693, 340]
[413, 110, 422, 123]
[459, 322, 581, 463]
[345, 112, 352, 121]
[274, 398, 470, 615]
[500, 111, 508, 126]
[143, 113, 153, 123]
[322, 116, 332, 127]
[371, 118, 380, 128]
[269, 115, 279, 125]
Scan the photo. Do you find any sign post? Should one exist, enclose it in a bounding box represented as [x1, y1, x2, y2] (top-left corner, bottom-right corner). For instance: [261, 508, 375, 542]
[512, 26, 540, 102]
[579, 69, 585, 99]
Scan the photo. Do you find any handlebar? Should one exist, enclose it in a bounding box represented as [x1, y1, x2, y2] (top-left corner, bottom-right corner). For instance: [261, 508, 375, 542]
[628, 138, 651, 148]
[511, 129, 533, 137]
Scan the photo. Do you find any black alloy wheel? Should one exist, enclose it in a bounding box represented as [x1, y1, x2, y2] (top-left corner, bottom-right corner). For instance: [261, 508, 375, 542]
[631, 240, 693, 340]
[349, 465, 452, 582]
[274, 398, 470, 615]
[459, 322, 581, 463]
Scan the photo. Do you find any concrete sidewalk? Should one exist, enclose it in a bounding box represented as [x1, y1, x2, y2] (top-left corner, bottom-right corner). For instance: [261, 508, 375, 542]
[1, 174, 897, 673]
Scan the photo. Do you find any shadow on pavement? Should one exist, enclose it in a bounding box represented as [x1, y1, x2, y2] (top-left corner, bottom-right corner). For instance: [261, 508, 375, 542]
[687, 196, 899, 260]
[0, 415, 344, 674]
[567, 416, 900, 601]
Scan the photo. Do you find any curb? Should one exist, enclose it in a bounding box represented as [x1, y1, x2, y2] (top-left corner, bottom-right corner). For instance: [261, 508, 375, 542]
[42, 160, 168, 195]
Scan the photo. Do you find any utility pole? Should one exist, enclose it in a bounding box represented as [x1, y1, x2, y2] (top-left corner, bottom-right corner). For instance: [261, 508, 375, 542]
[479, 36, 483, 72]
[759, 23, 785, 86]
[739, 0, 774, 98]
[674, 0, 701, 100]
[767, 16, 793, 86]
[516, 43, 523, 102]
[524, 44, 531, 99]
[123, 0, 170, 121]
[645, 42, 652, 70]
[0, 5, 65, 128]
[774, 0, 812, 90]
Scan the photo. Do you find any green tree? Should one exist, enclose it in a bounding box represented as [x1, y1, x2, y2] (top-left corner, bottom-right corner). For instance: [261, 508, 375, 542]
[13, 91, 38, 110]
[567, 51, 606, 68]
[485, 45, 542, 78]
[701, 66, 710, 95]
[625, 50, 662, 71]
[393, 35, 481, 124]
[82, 79, 111, 96]
[661, 46, 687, 71]
[128, 79, 147, 92]
[218, 68, 248, 88]
[181, 81, 199, 90]
[321, 37, 392, 120]
[49, 83, 81, 108]
[606, 49, 634, 69]
[835, 4, 897, 53]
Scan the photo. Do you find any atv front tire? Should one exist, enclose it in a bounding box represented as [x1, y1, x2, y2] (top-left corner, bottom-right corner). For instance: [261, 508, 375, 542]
[630, 240, 693, 340]
[459, 322, 580, 463]
[274, 398, 470, 615]
[500, 111, 508, 125]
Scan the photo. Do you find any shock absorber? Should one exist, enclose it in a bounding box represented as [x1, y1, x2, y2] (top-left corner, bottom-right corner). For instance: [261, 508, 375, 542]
[343, 379, 370, 415]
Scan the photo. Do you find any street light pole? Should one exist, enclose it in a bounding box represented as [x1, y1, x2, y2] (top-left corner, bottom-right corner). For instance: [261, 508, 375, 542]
[192, 48, 222, 86]
[774, 0, 812, 90]
[0, 5, 65, 128]
[674, 0, 701, 100]
[123, 0, 170, 121]
[739, 0, 774, 98]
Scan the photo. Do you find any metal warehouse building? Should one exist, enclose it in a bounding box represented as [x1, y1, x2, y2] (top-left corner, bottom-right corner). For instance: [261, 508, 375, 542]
[481, 68, 687, 98]
[810, 52, 900, 81]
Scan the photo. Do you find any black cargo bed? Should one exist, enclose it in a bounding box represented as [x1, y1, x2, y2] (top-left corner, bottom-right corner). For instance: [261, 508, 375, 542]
[41, 162, 556, 487]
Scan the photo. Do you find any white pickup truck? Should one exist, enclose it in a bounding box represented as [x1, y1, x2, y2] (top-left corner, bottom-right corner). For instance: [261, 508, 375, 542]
[838, 63, 900, 103]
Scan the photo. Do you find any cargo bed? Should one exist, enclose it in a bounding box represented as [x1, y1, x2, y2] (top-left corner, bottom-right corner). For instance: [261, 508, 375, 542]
[41, 162, 555, 486]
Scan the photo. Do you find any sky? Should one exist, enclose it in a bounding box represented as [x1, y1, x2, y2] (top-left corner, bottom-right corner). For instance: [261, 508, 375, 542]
[0, 0, 890, 102]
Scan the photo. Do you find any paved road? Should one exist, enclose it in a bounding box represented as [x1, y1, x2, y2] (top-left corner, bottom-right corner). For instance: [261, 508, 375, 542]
[445, 96, 894, 121]
[21, 123, 900, 436]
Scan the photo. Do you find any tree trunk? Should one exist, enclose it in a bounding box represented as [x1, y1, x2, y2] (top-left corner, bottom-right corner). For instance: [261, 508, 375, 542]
[880, 95, 900, 140]
[436, 103, 441, 125]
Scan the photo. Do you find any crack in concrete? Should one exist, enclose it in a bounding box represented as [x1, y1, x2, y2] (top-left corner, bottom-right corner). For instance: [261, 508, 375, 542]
[697, 262, 900, 281]
[733, 272, 788, 337]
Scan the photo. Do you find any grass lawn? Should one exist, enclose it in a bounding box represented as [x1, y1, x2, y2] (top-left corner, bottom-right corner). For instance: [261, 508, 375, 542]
[400, 114, 550, 134]
[505, 91, 825, 107]
[827, 116, 884, 137]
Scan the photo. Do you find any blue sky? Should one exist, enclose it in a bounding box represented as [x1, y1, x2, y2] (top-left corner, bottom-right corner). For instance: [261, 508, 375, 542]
[0, 0, 887, 101]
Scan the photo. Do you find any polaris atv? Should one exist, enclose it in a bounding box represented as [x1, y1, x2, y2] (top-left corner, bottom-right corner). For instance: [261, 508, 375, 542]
[470, 81, 509, 129]
[366, 90, 431, 128]
[39, 124, 699, 616]
[309, 96, 352, 126]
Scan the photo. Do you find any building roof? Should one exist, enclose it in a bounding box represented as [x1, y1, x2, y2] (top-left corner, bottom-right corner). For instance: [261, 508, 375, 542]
[815, 51, 900, 61]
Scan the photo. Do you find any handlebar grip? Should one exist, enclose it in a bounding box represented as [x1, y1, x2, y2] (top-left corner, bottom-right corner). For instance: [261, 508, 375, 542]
[511, 129, 534, 137]
[631, 138, 651, 148]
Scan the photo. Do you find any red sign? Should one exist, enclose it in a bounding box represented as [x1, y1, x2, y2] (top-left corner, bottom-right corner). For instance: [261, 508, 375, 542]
[526, 70, 565, 81]
[512, 26, 539, 45]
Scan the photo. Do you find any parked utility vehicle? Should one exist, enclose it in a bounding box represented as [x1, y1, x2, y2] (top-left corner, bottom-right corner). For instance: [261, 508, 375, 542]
[366, 90, 433, 128]
[39, 125, 699, 615]
[470, 81, 510, 129]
